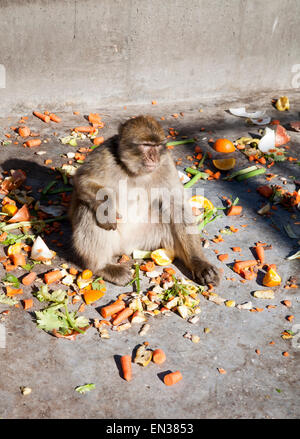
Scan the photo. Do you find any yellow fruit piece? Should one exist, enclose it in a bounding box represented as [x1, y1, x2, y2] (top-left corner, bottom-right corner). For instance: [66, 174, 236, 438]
[263, 268, 281, 287]
[275, 96, 290, 111]
[151, 248, 174, 266]
[225, 300, 235, 307]
[2, 204, 18, 216]
[189, 195, 214, 211]
[83, 288, 106, 305]
[212, 158, 236, 171]
[7, 242, 23, 256]
[77, 276, 92, 289]
[81, 269, 93, 280]
[134, 344, 153, 367]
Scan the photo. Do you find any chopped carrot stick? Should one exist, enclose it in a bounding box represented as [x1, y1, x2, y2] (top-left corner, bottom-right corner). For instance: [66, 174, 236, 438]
[44, 270, 63, 284]
[233, 260, 257, 274]
[232, 247, 241, 252]
[49, 113, 61, 123]
[88, 113, 102, 124]
[101, 299, 125, 319]
[93, 136, 104, 146]
[227, 205, 243, 216]
[255, 245, 265, 264]
[218, 254, 228, 262]
[112, 307, 133, 326]
[69, 267, 78, 275]
[163, 371, 182, 386]
[18, 126, 30, 137]
[22, 271, 37, 286]
[23, 299, 33, 310]
[152, 349, 166, 364]
[33, 111, 50, 123]
[74, 126, 95, 133]
[6, 286, 23, 296]
[120, 355, 132, 381]
[25, 139, 42, 148]
[0, 232, 8, 242]
[140, 261, 155, 272]
[240, 269, 257, 280]
[10, 253, 26, 266]
[164, 267, 176, 275]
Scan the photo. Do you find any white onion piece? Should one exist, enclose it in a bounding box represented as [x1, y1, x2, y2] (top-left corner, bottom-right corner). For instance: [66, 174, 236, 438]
[229, 107, 266, 118]
[31, 236, 55, 261]
[258, 127, 275, 153]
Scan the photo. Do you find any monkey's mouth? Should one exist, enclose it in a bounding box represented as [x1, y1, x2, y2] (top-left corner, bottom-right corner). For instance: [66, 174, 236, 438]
[145, 163, 157, 171]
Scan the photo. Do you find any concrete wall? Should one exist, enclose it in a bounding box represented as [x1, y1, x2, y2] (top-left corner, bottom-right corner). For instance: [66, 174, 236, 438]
[0, 0, 299, 114]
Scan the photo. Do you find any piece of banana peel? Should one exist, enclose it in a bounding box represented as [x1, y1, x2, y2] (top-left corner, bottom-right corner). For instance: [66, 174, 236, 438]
[134, 344, 153, 367]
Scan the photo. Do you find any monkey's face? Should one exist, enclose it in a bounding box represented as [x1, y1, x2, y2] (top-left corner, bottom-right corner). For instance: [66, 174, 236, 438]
[120, 141, 167, 175]
[118, 115, 167, 175]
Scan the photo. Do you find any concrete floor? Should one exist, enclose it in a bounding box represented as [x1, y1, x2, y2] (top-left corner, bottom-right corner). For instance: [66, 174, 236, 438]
[0, 92, 299, 419]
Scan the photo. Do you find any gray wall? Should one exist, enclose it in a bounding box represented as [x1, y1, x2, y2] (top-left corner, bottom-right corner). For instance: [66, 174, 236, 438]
[0, 0, 299, 114]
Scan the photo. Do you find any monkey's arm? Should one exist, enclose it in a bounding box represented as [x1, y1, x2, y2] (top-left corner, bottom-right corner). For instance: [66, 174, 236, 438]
[73, 175, 118, 231]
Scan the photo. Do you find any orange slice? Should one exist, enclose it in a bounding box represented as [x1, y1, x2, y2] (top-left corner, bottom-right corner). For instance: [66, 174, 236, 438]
[151, 248, 174, 266]
[212, 158, 236, 170]
[189, 195, 214, 211]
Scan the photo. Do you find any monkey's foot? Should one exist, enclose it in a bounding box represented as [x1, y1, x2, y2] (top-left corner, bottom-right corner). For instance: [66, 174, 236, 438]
[100, 263, 132, 286]
[193, 261, 221, 287]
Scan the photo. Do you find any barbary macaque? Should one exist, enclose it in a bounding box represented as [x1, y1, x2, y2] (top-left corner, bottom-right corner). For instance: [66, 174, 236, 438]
[69, 115, 220, 286]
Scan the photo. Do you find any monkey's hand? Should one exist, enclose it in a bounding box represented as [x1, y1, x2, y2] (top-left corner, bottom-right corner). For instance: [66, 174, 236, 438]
[192, 260, 221, 287]
[95, 212, 122, 231]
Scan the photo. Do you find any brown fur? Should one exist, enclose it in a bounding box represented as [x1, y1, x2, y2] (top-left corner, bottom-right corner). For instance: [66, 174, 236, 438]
[69, 115, 220, 286]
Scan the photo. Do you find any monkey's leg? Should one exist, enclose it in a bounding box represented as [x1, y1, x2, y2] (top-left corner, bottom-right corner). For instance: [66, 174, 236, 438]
[168, 218, 221, 287]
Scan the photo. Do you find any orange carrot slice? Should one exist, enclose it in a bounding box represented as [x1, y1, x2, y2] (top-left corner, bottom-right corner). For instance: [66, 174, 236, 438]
[163, 371, 182, 386]
[93, 136, 104, 146]
[23, 299, 33, 310]
[227, 205, 243, 216]
[10, 253, 26, 266]
[44, 270, 63, 284]
[33, 111, 50, 123]
[6, 286, 23, 297]
[49, 113, 61, 123]
[233, 260, 257, 274]
[18, 126, 30, 137]
[101, 299, 125, 319]
[255, 245, 265, 264]
[112, 307, 133, 326]
[120, 355, 132, 381]
[22, 272, 37, 286]
[152, 349, 166, 364]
